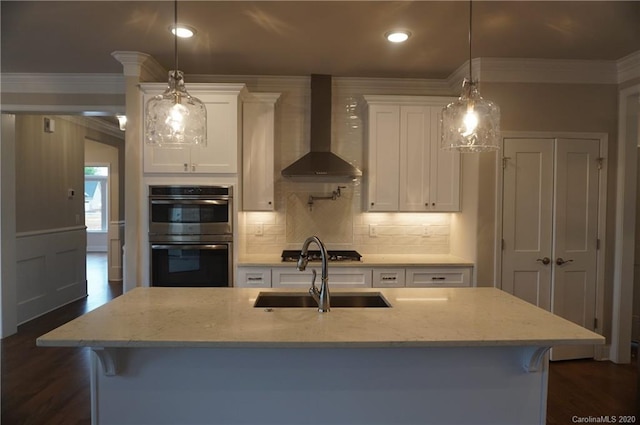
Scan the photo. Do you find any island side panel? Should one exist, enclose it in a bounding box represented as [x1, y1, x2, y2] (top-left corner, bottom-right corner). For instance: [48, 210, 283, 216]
[92, 346, 548, 425]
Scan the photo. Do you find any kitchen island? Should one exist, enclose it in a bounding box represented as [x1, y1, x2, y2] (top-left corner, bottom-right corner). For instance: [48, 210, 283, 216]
[38, 287, 603, 425]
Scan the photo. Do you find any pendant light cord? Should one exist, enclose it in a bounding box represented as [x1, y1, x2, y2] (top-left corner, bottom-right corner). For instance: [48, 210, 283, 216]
[174, 0, 179, 74]
[468, 0, 472, 81]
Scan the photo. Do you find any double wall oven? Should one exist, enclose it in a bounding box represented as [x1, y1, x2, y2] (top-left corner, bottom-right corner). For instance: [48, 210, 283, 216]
[149, 186, 233, 287]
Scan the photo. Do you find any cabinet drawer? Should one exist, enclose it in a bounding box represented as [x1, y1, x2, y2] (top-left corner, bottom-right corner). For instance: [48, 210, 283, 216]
[406, 267, 471, 287]
[236, 267, 271, 288]
[272, 267, 372, 289]
[372, 268, 406, 287]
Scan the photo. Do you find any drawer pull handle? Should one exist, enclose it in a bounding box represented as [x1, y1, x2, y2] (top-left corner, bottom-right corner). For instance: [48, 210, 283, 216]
[247, 277, 262, 281]
[431, 277, 446, 280]
[382, 276, 396, 281]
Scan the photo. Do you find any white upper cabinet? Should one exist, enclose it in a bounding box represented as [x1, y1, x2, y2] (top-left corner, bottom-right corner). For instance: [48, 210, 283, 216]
[365, 104, 400, 211]
[364, 96, 460, 212]
[242, 92, 280, 211]
[141, 83, 246, 174]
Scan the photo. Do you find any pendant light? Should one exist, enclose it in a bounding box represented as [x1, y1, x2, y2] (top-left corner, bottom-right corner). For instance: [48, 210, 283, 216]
[145, 0, 206, 147]
[441, 1, 500, 152]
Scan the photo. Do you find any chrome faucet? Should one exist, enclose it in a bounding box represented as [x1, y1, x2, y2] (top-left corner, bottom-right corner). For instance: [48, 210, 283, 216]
[297, 236, 330, 312]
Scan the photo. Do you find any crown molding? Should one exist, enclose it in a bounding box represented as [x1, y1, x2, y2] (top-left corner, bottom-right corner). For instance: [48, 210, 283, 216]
[363, 95, 456, 106]
[446, 53, 640, 87]
[139, 81, 247, 96]
[111, 51, 166, 82]
[190, 74, 308, 92]
[2, 50, 638, 100]
[60, 116, 124, 140]
[617, 51, 640, 84]
[1, 73, 124, 94]
[243, 92, 282, 104]
[447, 59, 481, 92]
[0, 104, 124, 115]
[477, 58, 618, 84]
[335, 77, 452, 96]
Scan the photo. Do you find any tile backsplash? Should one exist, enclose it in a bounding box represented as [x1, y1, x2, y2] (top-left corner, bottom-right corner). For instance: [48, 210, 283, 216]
[241, 182, 451, 255]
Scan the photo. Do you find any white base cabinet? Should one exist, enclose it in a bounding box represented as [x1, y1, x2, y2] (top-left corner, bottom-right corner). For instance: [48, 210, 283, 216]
[237, 265, 472, 288]
[236, 267, 271, 288]
[272, 267, 372, 289]
[406, 267, 472, 288]
[372, 268, 406, 288]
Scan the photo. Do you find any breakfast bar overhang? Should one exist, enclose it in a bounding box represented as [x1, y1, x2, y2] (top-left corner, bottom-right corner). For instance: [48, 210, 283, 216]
[37, 287, 604, 425]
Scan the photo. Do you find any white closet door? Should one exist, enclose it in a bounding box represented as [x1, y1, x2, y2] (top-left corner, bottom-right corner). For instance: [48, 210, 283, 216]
[501, 138, 554, 311]
[502, 137, 601, 361]
[551, 138, 600, 360]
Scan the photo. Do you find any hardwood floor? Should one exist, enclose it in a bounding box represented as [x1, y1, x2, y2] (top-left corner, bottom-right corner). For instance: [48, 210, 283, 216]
[1, 253, 122, 425]
[547, 355, 638, 424]
[1, 255, 637, 424]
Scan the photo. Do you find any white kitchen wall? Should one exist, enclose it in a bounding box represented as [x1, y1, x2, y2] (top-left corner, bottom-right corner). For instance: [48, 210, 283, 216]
[237, 77, 456, 257]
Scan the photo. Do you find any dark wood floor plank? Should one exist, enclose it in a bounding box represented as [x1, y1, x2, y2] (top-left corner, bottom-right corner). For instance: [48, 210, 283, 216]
[2, 254, 637, 424]
[547, 357, 638, 424]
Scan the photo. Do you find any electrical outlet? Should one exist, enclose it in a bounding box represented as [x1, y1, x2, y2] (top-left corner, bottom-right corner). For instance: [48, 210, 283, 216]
[255, 223, 264, 236]
[369, 224, 377, 237]
[422, 225, 430, 237]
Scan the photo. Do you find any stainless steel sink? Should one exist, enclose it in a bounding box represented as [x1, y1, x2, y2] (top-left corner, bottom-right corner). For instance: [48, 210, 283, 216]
[254, 292, 391, 308]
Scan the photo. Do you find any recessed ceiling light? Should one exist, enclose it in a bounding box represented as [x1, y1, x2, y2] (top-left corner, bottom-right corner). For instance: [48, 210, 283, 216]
[385, 30, 411, 43]
[170, 25, 196, 38]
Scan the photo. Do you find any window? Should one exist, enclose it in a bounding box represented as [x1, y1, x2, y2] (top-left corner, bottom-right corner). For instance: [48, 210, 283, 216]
[84, 166, 108, 232]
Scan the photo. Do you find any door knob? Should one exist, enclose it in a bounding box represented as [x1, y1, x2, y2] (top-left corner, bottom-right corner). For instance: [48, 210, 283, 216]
[556, 257, 574, 266]
[536, 257, 551, 265]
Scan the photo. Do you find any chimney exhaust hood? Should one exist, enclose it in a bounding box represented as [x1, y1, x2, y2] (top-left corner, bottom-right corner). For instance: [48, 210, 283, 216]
[281, 74, 362, 181]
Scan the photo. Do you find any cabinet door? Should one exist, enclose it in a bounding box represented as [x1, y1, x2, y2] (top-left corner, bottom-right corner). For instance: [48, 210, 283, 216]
[428, 107, 460, 211]
[144, 144, 192, 173]
[272, 267, 372, 288]
[399, 106, 430, 211]
[191, 92, 239, 173]
[242, 94, 279, 211]
[366, 104, 400, 211]
[406, 267, 472, 287]
[236, 267, 272, 288]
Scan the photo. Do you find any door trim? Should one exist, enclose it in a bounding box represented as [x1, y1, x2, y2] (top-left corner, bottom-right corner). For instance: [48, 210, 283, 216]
[495, 131, 608, 360]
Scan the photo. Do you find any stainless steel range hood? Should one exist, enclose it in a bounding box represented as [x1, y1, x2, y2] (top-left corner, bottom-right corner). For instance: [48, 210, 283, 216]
[281, 74, 362, 181]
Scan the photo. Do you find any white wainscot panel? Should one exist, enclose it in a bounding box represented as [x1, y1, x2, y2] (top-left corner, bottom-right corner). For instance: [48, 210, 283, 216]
[16, 227, 87, 324]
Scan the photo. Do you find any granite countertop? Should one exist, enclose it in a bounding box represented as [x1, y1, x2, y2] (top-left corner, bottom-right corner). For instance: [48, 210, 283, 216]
[37, 287, 604, 349]
[238, 254, 474, 267]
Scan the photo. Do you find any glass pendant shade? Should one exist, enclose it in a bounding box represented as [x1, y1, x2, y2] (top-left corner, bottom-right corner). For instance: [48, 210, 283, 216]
[145, 70, 207, 147]
[441, 79, 500, 152]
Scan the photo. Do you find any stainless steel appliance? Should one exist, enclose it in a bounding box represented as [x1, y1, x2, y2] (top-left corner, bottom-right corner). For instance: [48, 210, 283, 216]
[149, 186, 232, 237]
[149, 186, 233, 287]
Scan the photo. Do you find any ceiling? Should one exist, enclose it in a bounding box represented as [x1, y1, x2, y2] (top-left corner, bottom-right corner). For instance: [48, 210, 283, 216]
[2, 1, 639, 79]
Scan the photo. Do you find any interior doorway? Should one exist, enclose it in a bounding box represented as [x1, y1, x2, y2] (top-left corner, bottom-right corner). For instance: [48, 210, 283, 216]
[85, 165, 109, 252]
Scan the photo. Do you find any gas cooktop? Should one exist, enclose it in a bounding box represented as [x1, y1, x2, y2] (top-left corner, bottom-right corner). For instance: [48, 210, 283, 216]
[281, 250, 362, 262]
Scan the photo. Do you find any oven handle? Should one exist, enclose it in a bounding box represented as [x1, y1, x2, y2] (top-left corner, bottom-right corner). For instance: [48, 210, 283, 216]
[150, 199, 229, 205]
[151, 244, 229, 251]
